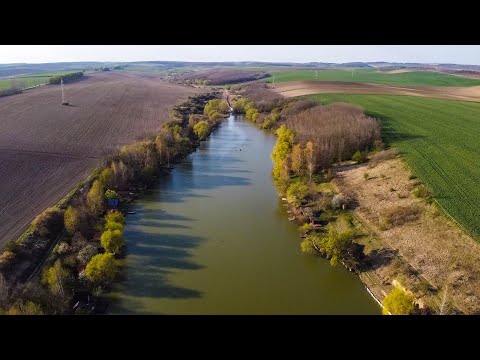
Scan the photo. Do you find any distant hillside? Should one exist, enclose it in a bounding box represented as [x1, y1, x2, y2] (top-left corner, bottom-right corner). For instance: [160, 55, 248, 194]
[1, 60, 480, 77]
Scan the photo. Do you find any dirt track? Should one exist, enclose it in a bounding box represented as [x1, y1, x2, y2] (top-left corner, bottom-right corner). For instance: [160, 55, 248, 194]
[0, 72, 200, 246]
[272, 81, 480, 102]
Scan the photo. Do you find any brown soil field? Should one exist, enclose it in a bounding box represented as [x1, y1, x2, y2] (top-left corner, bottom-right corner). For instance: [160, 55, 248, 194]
[272, 80, 480, 102]
[375, 69, 416, 74]
[0, 72, 201, 246]
[334, 157, 480, 314]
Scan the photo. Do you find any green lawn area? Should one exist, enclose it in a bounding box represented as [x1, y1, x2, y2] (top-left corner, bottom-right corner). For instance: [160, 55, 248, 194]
[269, 68, 480, 87]
[308, 93, 480, 238]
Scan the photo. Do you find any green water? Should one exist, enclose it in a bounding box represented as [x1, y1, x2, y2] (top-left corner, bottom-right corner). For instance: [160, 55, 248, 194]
[109, 115, 380, 314]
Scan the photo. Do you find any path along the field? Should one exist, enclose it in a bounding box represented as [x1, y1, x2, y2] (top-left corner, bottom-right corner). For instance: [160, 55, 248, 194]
[0, 71, 200, 246]
[273, 81, 480, 102]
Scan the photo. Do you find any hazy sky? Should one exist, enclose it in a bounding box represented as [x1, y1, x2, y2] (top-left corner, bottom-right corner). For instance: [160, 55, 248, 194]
[1, 45, 480, 65]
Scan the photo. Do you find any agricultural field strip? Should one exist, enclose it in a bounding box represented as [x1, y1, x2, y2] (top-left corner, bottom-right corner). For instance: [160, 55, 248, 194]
[269, 69, 480, 87]
[273, 81, 480, 102]
[306, 94, 480, 238]
[0, 71, 199, 246]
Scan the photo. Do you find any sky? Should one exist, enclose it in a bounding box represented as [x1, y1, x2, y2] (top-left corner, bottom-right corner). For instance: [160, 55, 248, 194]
[1, 45, 480, 65]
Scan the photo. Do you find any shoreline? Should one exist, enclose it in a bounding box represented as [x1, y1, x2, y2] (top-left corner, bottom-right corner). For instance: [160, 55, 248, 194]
[0, 91, 229, 315]
[230, 87, 476, 314]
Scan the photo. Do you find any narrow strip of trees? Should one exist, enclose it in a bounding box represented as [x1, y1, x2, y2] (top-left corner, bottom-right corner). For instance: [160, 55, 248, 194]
[0, 93, 229, 314]
[48, 72, 84, 85]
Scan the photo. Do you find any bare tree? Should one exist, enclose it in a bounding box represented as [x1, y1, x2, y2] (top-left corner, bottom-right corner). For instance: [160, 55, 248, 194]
[285, 103, 381, 170]
[0, 273, 9, 308]
[438, 285, 449, 315]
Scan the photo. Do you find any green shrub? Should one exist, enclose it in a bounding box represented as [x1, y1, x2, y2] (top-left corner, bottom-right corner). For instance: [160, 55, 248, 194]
[105, 211, 125, 225]
[85, 253, 118, 285]
[104, 221, 124, 232]
[100, 229, 125, 254]
[105, 189, 118, 200]
[48, 72, 83, 85]
[352, 150, 367, 163]
[382, 287, 415, 315]
[413, 184, 432, 199]
[0, 251, 16, 270]
[286, 181, 309, 207]
[193, 121, 209, 140]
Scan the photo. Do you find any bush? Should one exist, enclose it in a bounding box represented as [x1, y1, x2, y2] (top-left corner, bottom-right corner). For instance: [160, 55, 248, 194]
[315, 193, 333, 212]
[352, 150, 367, 163]
[48, 72, 83, 85]
[204, 99, 229, 115]
[382, 287, 415, 315]
[99, 167, 114, 188]
[85, 253, 117, 285]
[100, 229, 125, 254]
[312, 228, 354, 266]
[286, 181, 309, 207]
[193, 121, 209, 140]
[413, 184, 432, 199]
[300, 238, 317, 254]
[104, 221, 124, 232]
[77, 244, 98, 267]
[0, 251, 15, 270]
[208, 111, 222, 122]
[54, 242, 70, 255]
[42, 260, 71, 296]
[260, 117, 274, 129]
[381, 205, 422, 229]
[105, 189, 118, 200]
[232, 98, 253, 114]
[86, 180, 104, 214]
[300, 223, 313, 232]
[31, 207, 64, 238]
[331, 194, 348, 210]
[6, 300, 44, 315]
[0, 88, 22, 97]
[105, 211, 125, 225]
[64, 206, 80, 235]
[369, 149, 399, 167]
[3, 240, 20, 254]
[246, 108, 259, 122]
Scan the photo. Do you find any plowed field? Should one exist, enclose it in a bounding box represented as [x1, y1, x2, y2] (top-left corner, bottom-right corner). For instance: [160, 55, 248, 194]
[0, 72, 200, 245]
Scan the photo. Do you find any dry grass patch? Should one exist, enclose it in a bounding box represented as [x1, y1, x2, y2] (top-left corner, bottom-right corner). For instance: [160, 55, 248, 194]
[334, 156, 480, 314]
[368, 149, 399, 168]
[381, 205, 422, 229]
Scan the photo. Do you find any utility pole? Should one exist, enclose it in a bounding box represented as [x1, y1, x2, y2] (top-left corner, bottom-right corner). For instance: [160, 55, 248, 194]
[315, 70, 318, 80]
[61, 78, 65, 104]
[272, 75, 275, 84]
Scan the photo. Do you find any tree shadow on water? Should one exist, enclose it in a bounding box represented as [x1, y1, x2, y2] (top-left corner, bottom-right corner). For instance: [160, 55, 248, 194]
[117, 232, 205, 302]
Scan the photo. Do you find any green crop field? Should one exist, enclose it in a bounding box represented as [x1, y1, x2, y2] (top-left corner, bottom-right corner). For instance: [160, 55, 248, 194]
[269, 69, 480, 87]
[0, 75, 50, 90]
[0, 72, 75, 91]
[307, 93, 480, 238]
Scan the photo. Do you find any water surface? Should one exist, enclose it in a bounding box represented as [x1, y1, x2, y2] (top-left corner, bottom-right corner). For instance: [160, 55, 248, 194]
[109, 115, 380, 314]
